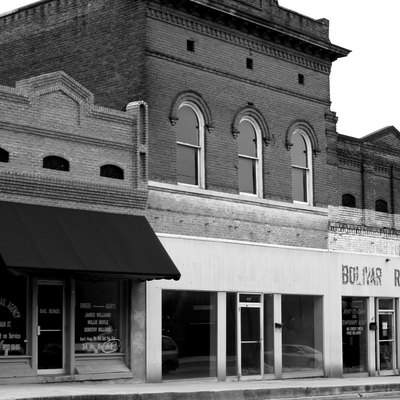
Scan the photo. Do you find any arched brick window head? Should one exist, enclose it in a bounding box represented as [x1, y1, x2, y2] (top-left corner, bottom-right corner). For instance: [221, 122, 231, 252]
[342, 194, 356, 208]
[100, 164, 124, 180]
[375, 199, 388, 213]
[0, 148, 9, 163]
[43, 155, 69, 172]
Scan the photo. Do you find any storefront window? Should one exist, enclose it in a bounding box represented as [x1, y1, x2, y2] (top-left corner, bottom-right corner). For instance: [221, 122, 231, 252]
[342, 297, 367, 373]
[226, 292, 237, 376]
[282, 295, 323, 373]
[264, 294, 274, 374]
[75, 280, 122, 354]
[0, 272, 27, 356]
[162, 290, 217, 380]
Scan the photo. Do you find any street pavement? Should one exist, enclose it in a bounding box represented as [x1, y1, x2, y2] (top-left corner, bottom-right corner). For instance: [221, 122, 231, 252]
[2, 376, 400, 400]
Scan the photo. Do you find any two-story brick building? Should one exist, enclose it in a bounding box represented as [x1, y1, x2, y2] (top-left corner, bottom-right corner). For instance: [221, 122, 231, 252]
[1, 0, 400, 385]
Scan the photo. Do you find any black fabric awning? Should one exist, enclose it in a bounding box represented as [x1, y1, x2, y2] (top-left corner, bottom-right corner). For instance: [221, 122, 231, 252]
[0, 201, 180, 281]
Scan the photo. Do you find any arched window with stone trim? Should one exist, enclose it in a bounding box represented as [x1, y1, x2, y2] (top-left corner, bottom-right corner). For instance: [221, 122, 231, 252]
[175, 102, 205, 187]
[342, 193, 356, 208]
[238, 116, 263, 196]
[43, 155, 70, 172]
[290, 130, 313, 204]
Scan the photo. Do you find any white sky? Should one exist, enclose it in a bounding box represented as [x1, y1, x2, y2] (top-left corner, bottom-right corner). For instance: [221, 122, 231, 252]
[1, 0, 399, 138]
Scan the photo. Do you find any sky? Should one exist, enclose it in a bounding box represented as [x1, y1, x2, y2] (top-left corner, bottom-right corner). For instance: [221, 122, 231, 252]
[0, 0, 399, 138]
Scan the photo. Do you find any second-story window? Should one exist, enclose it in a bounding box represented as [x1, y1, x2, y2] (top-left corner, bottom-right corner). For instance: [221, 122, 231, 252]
[238, 117, 262, 196]
[43, 155, 69, 172]
[291, 130, 312, 204]
[176, 102, 204, 187]
[375, 199, 388, 213]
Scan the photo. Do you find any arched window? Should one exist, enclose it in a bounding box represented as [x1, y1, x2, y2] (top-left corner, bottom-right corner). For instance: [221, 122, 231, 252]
[342, 194, 356, 208]
[100, 164, 124, 180]
[43, 155, 69, 171]
[291, 130, 313, 204]
[238, 117, 262, 196]
[375, 199, 388, 213]
[0, 148, 9, 163]
[176, 102, 204, 187]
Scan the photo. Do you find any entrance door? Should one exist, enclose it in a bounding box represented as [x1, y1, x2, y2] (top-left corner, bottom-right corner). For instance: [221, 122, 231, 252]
[37, 282, 65, 373]
[377, 298, 397, 375]
[237, 293, 263, 379]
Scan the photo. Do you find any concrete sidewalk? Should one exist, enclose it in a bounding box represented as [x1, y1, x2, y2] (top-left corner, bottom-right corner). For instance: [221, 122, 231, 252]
[1, 376, 400, 400]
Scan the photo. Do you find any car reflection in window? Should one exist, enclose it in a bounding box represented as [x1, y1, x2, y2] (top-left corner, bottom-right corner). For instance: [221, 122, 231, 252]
[162, 335, 179, 373]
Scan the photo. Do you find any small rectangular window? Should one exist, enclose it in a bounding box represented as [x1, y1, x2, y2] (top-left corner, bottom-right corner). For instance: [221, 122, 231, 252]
[246, 58, 253, 70]
[298, 73, 305, 85]
[187, 40, 195, 52]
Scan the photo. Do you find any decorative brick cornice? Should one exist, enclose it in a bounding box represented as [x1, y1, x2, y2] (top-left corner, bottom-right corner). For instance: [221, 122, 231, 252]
[329, 221, 400, 239]
[375, 164, 391, 176]
[147, 6, 331, 74]
[0, 170, 147, 209]
[0, 121, 131, 151]
[338, 157, 361, 170]
[147, 50, 330, 106]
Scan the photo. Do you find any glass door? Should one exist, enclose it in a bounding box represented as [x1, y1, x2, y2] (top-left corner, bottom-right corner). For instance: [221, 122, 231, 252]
[37, 282, 65, 374]
[377, 298, 397, 375]
[237, 293, 263, 379]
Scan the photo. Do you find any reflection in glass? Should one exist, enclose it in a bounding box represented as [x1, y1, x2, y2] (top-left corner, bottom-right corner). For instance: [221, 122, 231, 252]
[238, 119, 258, 194]
[291, 131, 309, 203]
[176, 105, 200, 185]
[241, 307, 261, 376]
[380, 341, 394, 370]
[0, 272, 26, 356]
[177, 145, 198, 185]
[342, 297, 367, 373]
[75, 281, 121, 354]
[282, 295, 323, 373]
[162, 291, 217, 380]
[263, 294, 274, 374]
[226, 293, 237, 376]
[38, 285, 63, 369]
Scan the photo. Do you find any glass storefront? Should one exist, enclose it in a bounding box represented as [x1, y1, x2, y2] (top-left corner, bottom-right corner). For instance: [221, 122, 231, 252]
[75, 280, 122, 354]
[226, 292, 237, 376]
[162, 290, 217, 380]
[282, 295, 323, 373]
[0, 272, 27, 357]
[342, 297, 368, 373]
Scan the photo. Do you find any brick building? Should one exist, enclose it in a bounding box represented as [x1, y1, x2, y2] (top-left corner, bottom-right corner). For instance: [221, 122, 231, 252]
[0, 0, 399, 384]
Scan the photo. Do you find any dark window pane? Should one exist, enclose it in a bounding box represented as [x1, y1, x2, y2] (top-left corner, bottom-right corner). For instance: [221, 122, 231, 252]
[264, 294, 274, 374]
[43, 156, 69, 171]
[177, 144, 198, 185]
[0, 272, 27, 356]
[100, 164, 124, 180]
[239, 157, 256, 194]
[0, 148, 9, 163]
[238, 120, 257, 157]
[38, 285, 63, 369]
[226, 293, 237, 376]
[291, 132, 307, 168]
[241, 307, 260, 342]
[292, 167, 307, 202]
[342, 297, 368, 373]
[176, 106, 199, 146]
[282, 295, 323, 372]
[162, 290, 217, 380]
[375, 199, 388, 213]
[75, 281, 121, 354]
[342, 194, 356, 208]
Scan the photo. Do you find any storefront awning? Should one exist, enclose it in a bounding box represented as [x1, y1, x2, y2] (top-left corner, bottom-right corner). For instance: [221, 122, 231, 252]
[0, 201, 180, 281]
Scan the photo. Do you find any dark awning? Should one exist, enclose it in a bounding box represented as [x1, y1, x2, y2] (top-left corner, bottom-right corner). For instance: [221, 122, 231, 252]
[0, 201, 180, 281]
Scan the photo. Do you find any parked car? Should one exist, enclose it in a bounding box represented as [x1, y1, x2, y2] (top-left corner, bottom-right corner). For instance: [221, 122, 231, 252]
[264, 344, 322, 369]
[162, 335, 179, 373]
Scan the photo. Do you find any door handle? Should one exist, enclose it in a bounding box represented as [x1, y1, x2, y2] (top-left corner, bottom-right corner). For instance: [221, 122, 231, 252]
[37, 326, 41, 336]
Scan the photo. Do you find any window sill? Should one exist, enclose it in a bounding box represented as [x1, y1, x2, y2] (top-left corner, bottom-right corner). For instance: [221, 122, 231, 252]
[149, 181, 327, 216]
